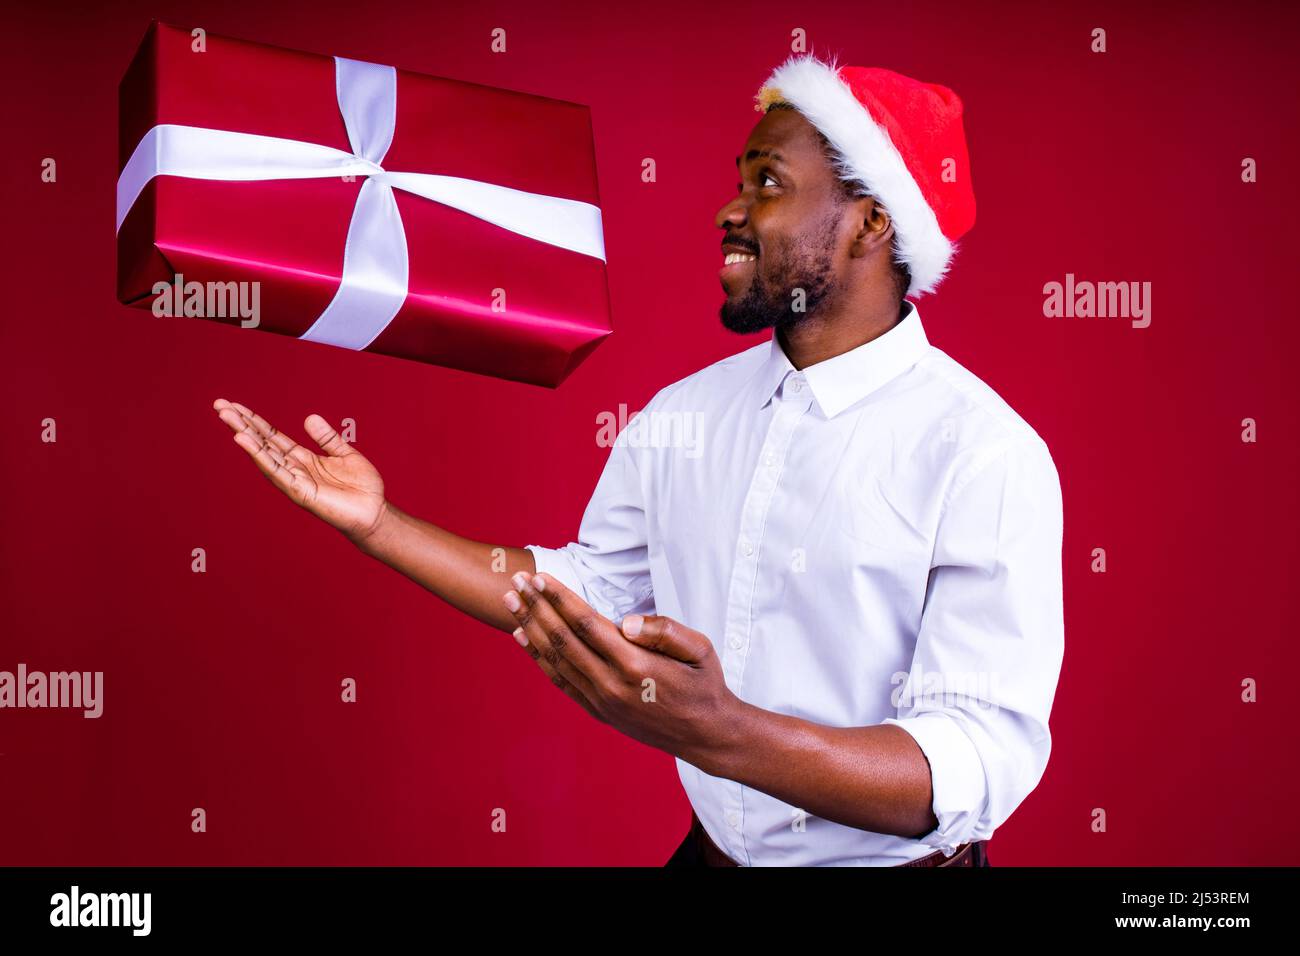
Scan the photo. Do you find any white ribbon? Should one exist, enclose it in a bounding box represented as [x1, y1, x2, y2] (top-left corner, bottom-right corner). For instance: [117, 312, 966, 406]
[116, 56, 607, 351]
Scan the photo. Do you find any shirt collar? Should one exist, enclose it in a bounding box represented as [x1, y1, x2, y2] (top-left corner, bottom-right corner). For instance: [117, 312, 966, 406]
[754, 300, 931, 417]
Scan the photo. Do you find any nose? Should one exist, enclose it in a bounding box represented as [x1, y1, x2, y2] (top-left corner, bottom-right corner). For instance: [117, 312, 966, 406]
[715, 191, 748, 231]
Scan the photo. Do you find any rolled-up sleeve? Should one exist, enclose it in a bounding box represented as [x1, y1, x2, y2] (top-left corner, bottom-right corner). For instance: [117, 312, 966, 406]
[524, 426, 656, 624]
[883, 435, 1065, 855]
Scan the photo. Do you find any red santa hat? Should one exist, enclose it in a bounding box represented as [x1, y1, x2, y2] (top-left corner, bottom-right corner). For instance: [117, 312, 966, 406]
[755, 53, 976, 298]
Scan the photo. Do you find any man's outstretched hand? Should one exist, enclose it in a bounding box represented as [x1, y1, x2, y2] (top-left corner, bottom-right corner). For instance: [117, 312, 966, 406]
[501, 571, 742, 770]
[212, 398, 390, 546]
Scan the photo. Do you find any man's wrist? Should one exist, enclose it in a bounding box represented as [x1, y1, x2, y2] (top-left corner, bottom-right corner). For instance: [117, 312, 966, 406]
[686, 694, 758, 781]
[349, 500, 403, 556]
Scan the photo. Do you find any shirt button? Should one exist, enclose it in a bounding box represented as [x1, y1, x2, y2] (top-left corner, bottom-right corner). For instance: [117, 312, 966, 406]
[726, 811, 740, 829]
[764, 454, 776, 467]
[791, 380, 803, 392]
[729, 636, 743, 650]
[744, 543, 754, 556]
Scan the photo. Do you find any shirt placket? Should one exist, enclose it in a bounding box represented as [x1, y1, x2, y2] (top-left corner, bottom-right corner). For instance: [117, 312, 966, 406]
[716, 369, 812, 863]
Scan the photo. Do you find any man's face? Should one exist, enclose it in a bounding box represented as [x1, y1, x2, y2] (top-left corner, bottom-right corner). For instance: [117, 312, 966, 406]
[715, 107, 851, 335]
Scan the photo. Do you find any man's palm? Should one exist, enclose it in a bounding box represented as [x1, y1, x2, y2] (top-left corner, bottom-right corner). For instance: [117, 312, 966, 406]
[213, 398, 386, 542]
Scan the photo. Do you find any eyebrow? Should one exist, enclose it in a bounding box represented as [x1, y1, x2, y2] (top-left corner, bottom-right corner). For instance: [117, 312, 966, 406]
[735, 148, 788, 169]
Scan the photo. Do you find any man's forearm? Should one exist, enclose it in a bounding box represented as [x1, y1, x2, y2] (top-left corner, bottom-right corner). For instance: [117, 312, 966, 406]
[691, 701, 940, 840]
[350, 501, 535, 634]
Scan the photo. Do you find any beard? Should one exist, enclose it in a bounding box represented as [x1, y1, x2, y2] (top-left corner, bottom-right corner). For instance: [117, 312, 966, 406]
[719, 224, 838, 335]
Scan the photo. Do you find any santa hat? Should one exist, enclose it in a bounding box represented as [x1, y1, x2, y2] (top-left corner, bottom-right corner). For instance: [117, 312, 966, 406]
[755, 54, 976, 298]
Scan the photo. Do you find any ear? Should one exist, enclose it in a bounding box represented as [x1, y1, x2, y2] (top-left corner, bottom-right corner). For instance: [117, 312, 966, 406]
[849, 195, 895, 260]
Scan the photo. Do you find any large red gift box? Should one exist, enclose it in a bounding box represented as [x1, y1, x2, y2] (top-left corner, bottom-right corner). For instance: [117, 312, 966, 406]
[117, 22, 612, 387]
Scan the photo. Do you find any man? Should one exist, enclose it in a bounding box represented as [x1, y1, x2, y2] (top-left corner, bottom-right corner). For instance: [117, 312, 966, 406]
[213, 53, 1064, 867]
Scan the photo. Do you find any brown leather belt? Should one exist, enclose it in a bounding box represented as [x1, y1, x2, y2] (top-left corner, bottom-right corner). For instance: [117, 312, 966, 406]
[689, 813, 985, 867]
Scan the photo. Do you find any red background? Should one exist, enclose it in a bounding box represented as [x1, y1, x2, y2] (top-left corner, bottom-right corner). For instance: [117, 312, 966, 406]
[1, 0, 1296, 865]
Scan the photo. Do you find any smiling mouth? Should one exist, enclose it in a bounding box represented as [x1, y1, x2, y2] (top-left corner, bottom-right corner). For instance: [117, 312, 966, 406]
[723, 252, 757, 266]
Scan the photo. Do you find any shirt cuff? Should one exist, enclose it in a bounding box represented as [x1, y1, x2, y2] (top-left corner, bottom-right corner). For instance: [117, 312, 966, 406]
[523, 544, 609, 619]
[882, 712, 989, 855]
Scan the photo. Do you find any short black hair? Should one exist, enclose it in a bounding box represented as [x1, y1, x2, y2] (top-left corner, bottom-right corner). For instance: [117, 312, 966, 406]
[765, 101, 911, 303]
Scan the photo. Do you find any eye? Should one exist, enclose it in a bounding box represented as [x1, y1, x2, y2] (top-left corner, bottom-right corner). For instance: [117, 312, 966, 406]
[737, 171, 781, 194]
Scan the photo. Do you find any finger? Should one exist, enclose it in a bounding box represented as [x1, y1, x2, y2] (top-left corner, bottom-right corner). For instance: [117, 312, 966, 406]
[513, 627, 605, 723]
[222, 400, 279, 446]
[515, 572, 618, 678]
[619, 614, 713, 666]
[229, 423, 307, 497]
[214, 402, 260, 442]
[503, 572, 605, 691]
[303, 413, 356, 458]
[257, 437, 302, 477]
[215, 399, 313, 467]
[232, 402, 312, 464]
[513, 625, 541, 661]
[530, 572, 637, 671]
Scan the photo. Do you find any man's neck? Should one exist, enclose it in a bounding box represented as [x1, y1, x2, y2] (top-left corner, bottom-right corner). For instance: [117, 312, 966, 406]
[777, 298, 908, 371]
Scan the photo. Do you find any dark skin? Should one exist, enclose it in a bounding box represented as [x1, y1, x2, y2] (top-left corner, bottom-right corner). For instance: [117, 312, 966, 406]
[501, 107, 939, 841]
[719, 106, 908, 365]
[503, 572, 939, 841]
[212, 106, 938, 844]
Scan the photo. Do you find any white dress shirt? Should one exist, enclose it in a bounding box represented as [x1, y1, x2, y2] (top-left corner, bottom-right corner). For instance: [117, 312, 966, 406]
[526, 300, 1064, 866]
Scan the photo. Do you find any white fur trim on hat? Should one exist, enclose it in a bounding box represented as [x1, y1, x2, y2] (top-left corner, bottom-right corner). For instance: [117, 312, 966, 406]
[756, 54, 955, 298]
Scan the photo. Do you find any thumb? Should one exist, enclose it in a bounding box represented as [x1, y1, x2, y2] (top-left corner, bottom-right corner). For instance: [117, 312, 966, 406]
[304, 414, 354, 457]
[618, 614, 712, 665]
